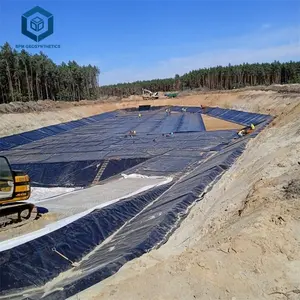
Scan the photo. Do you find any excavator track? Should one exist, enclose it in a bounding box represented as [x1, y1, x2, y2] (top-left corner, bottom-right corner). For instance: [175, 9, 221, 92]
[0, 202, 39, 230]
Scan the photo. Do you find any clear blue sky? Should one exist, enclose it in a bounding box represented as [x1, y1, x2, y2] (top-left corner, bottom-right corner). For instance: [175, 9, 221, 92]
[0, 0, 299, 85]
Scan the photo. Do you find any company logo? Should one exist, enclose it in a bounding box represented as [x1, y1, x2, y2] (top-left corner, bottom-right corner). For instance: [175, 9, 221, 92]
[21, 6, 54, 42]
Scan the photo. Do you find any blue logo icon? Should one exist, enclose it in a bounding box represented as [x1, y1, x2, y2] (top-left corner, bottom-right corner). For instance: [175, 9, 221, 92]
[30, 17, 44, 32]
[22, 6, 54, 42]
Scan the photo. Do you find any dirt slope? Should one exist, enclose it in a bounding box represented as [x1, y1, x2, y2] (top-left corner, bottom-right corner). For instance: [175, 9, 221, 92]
[70, 92, 300, 300]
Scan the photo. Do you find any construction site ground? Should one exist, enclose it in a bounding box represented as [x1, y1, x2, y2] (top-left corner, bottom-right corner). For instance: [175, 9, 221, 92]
[0, 86, 299, 300]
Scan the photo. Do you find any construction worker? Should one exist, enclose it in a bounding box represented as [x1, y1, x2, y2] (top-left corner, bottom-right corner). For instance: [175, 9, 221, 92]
[129, 130, 136, 137]
[138, 113, 142, 118]
[238, 124, 255, 137]
[238, 129, 246, 137]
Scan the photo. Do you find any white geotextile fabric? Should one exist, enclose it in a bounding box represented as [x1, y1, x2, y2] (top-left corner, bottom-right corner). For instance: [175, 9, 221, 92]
[0, 175, 172, 252]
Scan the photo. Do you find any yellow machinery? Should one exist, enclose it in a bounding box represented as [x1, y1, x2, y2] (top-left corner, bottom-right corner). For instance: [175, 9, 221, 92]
[142, 89, 159, 100]
[0, 156, 38, 229]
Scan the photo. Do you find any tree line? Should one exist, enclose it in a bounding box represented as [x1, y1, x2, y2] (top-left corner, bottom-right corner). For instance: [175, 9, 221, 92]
[99, 61, 300, 97]
[1, 41, 300, 104]
[0, 42, 99, 104]
[98, 78, 177, 98]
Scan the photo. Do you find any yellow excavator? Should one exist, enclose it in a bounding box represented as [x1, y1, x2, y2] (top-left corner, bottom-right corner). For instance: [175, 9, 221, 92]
[0, 156, 38, 229]
[142, 89, 159, 100]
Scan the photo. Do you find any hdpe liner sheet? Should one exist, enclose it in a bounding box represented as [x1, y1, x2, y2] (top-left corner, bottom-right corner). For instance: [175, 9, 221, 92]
[0, 112, 115, 151]
[0, 107, 273, 299]
[0, 183, 172, 298]
[99, 158, 148, 181]
[150, 113, 206, 134]
[1, 110, 209, 167]
[0, 108, 206, 153]
[2, 131, 238, 187]
[170, 106, 202, 113]
[0, 106, 271, 154]
[10, 160, 101, 187]
[204, 107, 272, 126]
[1, 106, 269, 167]
[0, 140, 248, 300]
[10, 158, 148, 187]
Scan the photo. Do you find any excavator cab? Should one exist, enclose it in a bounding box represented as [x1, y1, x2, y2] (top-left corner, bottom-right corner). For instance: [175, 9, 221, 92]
[0, 156, 31, 204]
[0, 156, 15, 201]
[0, 156, 36, 228]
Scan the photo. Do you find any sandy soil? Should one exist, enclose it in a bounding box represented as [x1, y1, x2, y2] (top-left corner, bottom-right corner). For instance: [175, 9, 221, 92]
[69, 91, 300, 300]
[0, 212, 61, 243]
[202, 114, 244, 131]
